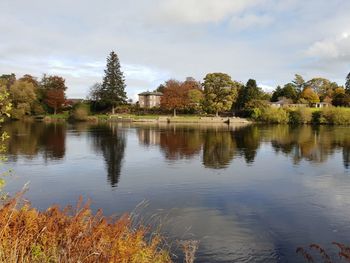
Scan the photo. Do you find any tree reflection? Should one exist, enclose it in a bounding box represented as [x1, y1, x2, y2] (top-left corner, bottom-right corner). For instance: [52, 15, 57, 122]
[202, 129, 236, 169]
[90, 124, 126, 187]
[39, 123, 66, 161]
[3, 121, 66, 162]
[232, 125, 260, 164]
[269, 125, 340, 165]
[159, 126, 203, 160]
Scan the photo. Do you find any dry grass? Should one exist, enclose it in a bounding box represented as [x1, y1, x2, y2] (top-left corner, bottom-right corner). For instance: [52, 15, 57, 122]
[180, 240, 199, 263]
[297, 242, 350, 263]
[0, 194, 172, 263]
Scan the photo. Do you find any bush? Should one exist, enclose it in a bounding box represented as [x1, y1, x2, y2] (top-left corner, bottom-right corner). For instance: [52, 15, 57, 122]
[32, 103, 46, 115]
[0, 196, 171, 263]
[319, 107, 350, 125]
[10, 108, 25, 120]
[70, 103, 90, 121]
[289, 108, 312, 124]
[258, 107, 289, 124]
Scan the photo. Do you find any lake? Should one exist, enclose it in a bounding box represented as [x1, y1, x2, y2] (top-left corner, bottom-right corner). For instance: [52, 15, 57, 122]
[2, 121, 350, 262]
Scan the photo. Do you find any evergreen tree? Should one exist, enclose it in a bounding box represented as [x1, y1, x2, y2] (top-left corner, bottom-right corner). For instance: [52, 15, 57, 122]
[271, 86, 283, 102]
[236, 79, 262, 110]
[346, 72, 350, 94]
[101, 51, 127, 113]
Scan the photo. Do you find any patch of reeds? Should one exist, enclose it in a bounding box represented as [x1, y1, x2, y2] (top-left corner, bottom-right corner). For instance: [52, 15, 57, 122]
[0, 194, 172, 263]
[297, 242, 350, 263]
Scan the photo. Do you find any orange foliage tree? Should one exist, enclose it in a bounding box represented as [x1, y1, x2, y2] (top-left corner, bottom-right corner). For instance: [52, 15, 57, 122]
[45, 89, 65, 115]
[160, 78, 202, 116]
[160, 80, 191, 116]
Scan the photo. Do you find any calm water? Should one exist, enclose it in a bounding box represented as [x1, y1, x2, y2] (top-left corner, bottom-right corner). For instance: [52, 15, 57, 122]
[2, 121, 350, 262]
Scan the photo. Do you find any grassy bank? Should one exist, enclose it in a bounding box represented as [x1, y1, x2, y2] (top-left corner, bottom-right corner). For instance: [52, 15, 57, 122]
[0, 195, 172, 263]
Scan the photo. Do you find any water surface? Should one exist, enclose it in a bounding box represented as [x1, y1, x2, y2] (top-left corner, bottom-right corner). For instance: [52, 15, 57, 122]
[3, 121, 350, 262]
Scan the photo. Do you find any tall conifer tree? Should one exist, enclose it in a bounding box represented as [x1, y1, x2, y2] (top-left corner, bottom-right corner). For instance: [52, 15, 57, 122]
[101, 51, 127, 113]
[346, 72, 350, 94]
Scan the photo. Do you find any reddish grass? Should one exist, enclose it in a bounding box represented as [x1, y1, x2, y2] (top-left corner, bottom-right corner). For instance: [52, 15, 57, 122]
[297, 242, 350, 263]
[0, 195, 172, 263]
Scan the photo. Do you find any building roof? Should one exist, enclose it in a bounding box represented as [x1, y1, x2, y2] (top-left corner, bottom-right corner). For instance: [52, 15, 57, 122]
[138, 91, 163, 96]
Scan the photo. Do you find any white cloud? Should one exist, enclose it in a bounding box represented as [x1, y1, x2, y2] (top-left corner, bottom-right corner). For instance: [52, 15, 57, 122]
[1, 0, 350, 98]
[153, 0, 264, 24]
[306, 32, 350, 59]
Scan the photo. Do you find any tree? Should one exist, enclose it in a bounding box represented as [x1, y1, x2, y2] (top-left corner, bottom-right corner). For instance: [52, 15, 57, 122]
[100, 51, 127, 114]
[305, 78, 339, 101]
[19, 74, 39, 89]
[271, 86, 283, 102]
[40, 75, 67, 114]
[332, 92, 350, 107]
[9, 80, 37, 119]
[154, 84, 166, 93]
[281, 83, 298, 102]
[202, 73, 240, 116]
[236, 79, 262, 110]
[45, 89, 65, 115]
[300, 88, 319, 105]
[0, 73, 16, 89]
[187, 89, 204, 112]
[292, 74, 305, 93]
[346, 72, 350, 94]
[89, 83, 103, 101]
[160, 79, 189, 116]
[40, 75, 67, 91]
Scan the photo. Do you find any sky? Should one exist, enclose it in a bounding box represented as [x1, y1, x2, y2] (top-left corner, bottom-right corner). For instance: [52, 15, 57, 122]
[1, 0, 350, 100]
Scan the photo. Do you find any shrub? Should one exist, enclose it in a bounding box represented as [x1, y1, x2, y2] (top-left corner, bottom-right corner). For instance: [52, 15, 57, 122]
[10, 108, 25, 120]
[0, 195, 171, 263]
[258, 107, 289, 124]
[320, 107, 350, 125]
[71, 103, 90, 121]
[289, 108, 312, 124]
[32, 103, 46, 115]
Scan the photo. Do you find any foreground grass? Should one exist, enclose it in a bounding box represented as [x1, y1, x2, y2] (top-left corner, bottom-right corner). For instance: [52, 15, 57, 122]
[0, 195, 171, 263]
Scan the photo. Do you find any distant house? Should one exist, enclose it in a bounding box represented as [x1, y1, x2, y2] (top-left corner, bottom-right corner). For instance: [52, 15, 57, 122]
[270, 98, 307, 108]
[312, 102, 331, 108]
[138, 91, 163, 108]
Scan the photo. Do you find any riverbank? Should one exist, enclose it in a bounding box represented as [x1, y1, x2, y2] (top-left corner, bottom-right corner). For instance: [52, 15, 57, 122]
[40, 113, 251, 124]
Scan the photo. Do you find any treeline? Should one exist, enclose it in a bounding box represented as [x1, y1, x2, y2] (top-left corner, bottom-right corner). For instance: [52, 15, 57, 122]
[0, 73, 67, 119]
[146, 73, 350, 117]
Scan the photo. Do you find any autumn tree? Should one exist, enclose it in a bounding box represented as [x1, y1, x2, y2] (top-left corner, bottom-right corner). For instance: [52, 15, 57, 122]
[9, 80, 37, 119]
[160, 79, 190, 116]
[332, 88, 350, 106]
[202, 73, 240, 116]
[183, 77, 203, 112]
[300, 87, 320, 105]
[305, 78, 339, 101]
[40, 75, 67, 114]
[19, 74, 39, 89]
[0, 73, 16, 89]
[45, 89, 65, 115]
[100, 51, 127, 114]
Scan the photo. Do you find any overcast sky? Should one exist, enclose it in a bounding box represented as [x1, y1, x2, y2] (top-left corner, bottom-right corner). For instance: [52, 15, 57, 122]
[1, 0, 350, 100]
